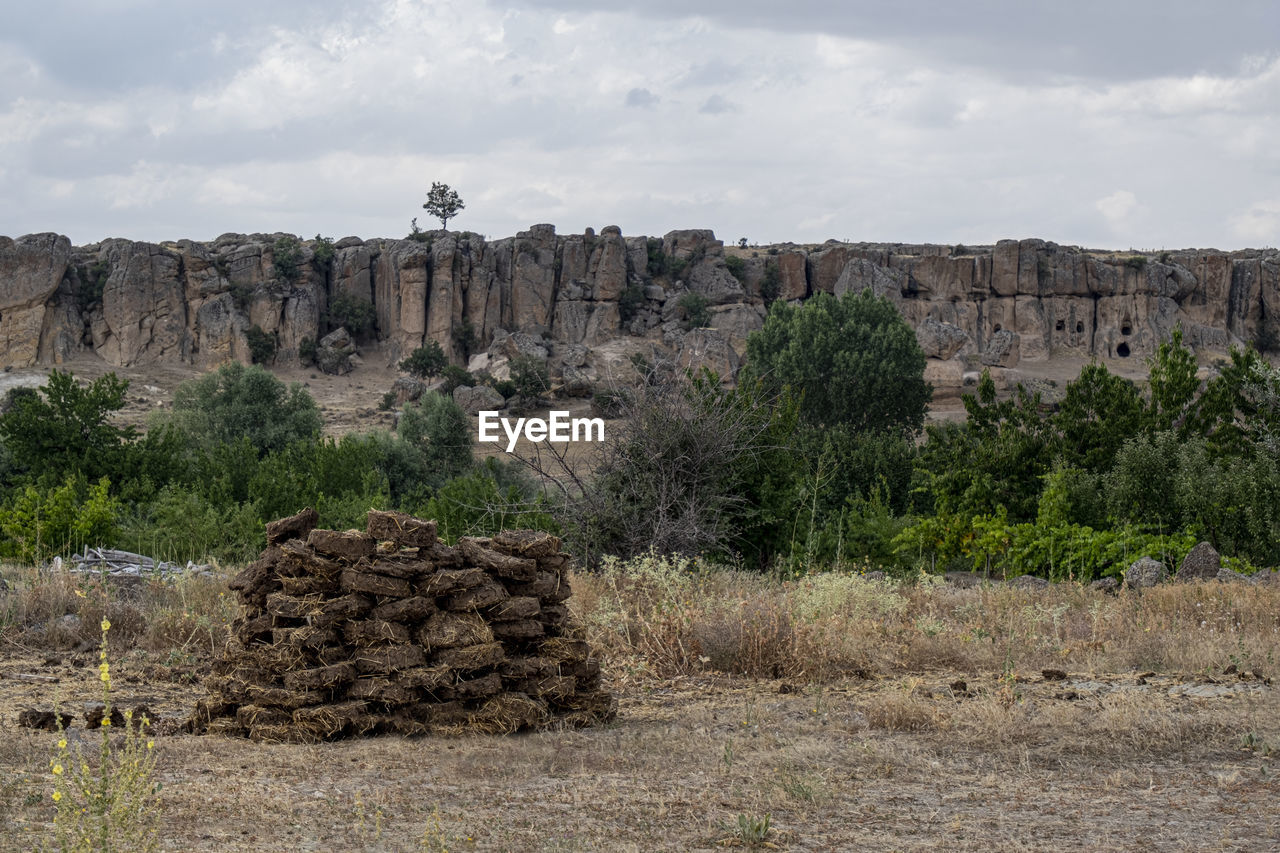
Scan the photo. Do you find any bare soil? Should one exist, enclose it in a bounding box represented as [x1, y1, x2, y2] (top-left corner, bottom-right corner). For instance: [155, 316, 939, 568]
[2, 654, 1275, 851]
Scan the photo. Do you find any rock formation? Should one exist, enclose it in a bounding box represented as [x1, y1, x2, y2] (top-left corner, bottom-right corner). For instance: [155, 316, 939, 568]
[1, 228, 1276, 395]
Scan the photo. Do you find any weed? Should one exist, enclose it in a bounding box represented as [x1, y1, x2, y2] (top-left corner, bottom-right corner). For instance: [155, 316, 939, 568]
[47, 619, 161, 852]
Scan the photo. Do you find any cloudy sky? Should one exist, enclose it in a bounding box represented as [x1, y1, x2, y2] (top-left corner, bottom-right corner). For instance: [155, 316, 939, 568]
[2, 0, 1277, 249]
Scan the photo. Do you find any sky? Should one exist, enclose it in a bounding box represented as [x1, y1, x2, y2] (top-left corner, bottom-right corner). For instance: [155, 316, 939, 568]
[1, 0, 1277, 249]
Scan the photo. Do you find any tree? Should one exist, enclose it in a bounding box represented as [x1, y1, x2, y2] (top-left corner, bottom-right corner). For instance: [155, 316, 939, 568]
[0, 370, 136, 483]
[566, 370, 798, 564]
[399, 341, 448, 380]
[397, 391, 473, 484]
[510, 356, 549, 409]
[742, 289, 931, 435]
[163, 362, 322, 456]
[423, 181, 465, 229]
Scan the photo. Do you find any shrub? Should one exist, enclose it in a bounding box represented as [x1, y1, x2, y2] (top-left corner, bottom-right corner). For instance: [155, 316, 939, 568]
[164, 362, 322, 456]
[0, 370, 136, 483]
[419, 458, 558, 544]
[272, 236, 303, 283]
[298, 336, 317, 366]
[328, 292, 376, 337]
[678, 292, 711, 330]
[397, 392, 473, 485]
[0, 476, 119, 562]
[760, 261, 781, 304]
[312, 234, 336, 266]
[743, 289, 930, 435]
[399, 341, 448, 379]
[645, 238, 666, 278]
[440, 364, 473, 395]
[78, 259, 110, 312]
[245, 325, 277, 365]
[452, 319, 479, 361]
[378, 390, 397, 411]
[618, 283, 646, 323]
[724, 255, 746, 284]
[510, 356, 549, 407]
[1124, 255, 1148, 271]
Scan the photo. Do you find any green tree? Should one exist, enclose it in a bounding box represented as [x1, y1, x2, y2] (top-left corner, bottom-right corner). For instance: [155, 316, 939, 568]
[397, 392, 473, 485]
[399, 340, 448, 380]
[1146, 327, 1200, 433]
[423, 181, 465, 229]
[742, 289, 931, 435]
[163, 362, 322, 457]
[0, 370, 136, 483]
[272, 236, 303, 283]
[510, 356, 549, 408]
[1051, 362, 1145, 473]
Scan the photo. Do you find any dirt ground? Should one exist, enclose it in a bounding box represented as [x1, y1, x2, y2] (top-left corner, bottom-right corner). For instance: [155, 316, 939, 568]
[1, 649, 1276, 852]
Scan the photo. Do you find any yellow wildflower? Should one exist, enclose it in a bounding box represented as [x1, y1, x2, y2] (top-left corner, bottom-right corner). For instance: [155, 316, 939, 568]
[52, 791, 62, 802]
[147, 741, 154, 750]
[52, 764, 63, 776]
[101, 618, 111, 632]
[57, 739, 67, 749]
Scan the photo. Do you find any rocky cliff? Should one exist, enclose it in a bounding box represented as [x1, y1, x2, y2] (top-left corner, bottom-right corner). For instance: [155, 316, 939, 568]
[1, 228, 1276, 394]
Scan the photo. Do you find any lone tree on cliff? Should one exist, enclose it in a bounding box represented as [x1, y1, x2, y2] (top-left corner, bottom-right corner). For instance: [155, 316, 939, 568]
[423, 182, 465, 229]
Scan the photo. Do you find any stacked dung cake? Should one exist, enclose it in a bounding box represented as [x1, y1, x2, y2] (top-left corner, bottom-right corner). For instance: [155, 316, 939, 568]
[188, 509, 614, 741]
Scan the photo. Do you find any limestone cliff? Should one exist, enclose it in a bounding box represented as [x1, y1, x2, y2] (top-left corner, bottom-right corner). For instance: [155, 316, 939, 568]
[1, 228, 1276, 394]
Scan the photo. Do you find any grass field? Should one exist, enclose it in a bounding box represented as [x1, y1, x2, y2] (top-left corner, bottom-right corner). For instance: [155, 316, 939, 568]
[1, 560, 1277, 851]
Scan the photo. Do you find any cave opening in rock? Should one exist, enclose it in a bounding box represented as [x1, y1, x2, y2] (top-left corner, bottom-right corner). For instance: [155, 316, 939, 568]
[1121, 324, 1132, 336]
[1055, 320, 1065, 331]
[1116, 341, 1131, 357]
[1076, 321, 1084, 333]
[993, 323, 1002, 333]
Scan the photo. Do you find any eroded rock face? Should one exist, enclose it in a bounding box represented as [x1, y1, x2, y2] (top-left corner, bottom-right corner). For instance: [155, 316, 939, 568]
[0, 228, 1275, 389]
[0, 233, 71, 366]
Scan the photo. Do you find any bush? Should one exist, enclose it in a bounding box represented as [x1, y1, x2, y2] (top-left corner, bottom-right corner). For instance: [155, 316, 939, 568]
[78, 259, 110, 312]
[743, 289, 931, 435]
[440, 364, 473, 395]
[419, 459, 558, 544]
[328, 292, 376, 338]
[298, 336, 317, 366]
[312, 234, 336, 266]
[399, 341, 448, 379]
[0, 370, 136, 484]
[0, 476, 119, 562]
[272, 236, 303, 283]
[760, 260, 781, 304]
[510, 356, 549, 407]
[724, 255, 746, 284]
[618, 283, 646, 323]
[245, 325, 277, 365]
[397, 392, 473, 486]
[646, 238, 666, 278]
[678, 292, 711, 330]
[164, 362, 322, 457]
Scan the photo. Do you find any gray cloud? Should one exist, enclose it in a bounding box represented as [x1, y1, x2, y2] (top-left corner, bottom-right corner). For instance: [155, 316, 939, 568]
[1, 1, 1276, 250]
[625, 87, 660, 108]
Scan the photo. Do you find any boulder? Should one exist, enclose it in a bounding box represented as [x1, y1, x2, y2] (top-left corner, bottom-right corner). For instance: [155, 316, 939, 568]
[916, 316, 970, 360]
[1009, 575, 1049, 591]
[316, 328, 357, 375]
[1090, 577, 1120, 593]
[981, 329, 1021, 368]
[1177, 541, 1221, 582]
[1215, 567, 1251, 584]
[1123, 557, 1166, 590]
[392, 377, 426, 405]
[453, 384, 505, 415]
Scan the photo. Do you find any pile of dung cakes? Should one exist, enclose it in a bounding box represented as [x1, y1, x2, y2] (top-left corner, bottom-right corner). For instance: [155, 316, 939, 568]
[188, 509, 614, 741]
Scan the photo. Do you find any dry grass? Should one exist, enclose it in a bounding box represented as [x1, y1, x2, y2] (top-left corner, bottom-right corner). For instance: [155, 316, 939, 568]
[1, 557, 1278, 850]
[576, 558, 1280, 684]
